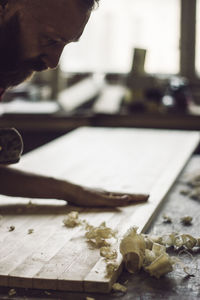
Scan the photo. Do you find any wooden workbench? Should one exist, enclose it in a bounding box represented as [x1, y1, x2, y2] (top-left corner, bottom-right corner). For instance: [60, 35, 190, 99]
[0, 154, 199, 299]
[2, 111, 200, 132]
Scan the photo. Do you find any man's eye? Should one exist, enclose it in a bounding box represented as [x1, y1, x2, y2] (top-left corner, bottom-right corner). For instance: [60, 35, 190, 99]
[41, 38, 59, 47]
[46, 39, 59, 46]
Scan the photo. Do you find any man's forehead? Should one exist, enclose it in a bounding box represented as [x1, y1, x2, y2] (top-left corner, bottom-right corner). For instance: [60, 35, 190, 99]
[29, 0, 89, 38]
[29, 0, 84, 21]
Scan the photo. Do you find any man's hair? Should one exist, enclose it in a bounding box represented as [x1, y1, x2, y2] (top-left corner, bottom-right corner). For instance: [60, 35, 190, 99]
[0, 0, 99, 10]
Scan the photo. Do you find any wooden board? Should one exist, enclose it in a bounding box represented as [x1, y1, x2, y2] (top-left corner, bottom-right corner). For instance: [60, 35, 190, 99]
[0, 127, 199, 293]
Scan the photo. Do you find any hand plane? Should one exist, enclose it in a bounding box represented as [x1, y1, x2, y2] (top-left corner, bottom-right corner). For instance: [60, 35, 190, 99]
[0, 128, 23, 164]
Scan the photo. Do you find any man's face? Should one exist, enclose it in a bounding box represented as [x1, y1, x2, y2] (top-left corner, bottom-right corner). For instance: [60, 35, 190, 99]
[0, 0, 90, 89]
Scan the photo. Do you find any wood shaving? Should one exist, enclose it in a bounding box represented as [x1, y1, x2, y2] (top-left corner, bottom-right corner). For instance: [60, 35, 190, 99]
[150, 233, 198, 250]
[180, 189, 191, 196]
[120, 227, 146, 273]
[187, 174, 200, 187]
[8, 226, 15, 232]
[145, 252, 174, 279]
[143, 242, 174, 278]
[112, 282, 127, 293]
[189, 188, 200, 200]
[44, 291, 52, 295]
[180, 216, 193, 225]
[63, 211, 80, 228]
[8, 288, 16, 296]
[100, 246, 117, 260]
[85, 222, 117, 249]
[162, 214, 172, 224]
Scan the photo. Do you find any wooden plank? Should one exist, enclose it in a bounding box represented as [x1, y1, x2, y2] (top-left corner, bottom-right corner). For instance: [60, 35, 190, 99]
[32, 210, 115, 291]
[0, 127, 199, 293]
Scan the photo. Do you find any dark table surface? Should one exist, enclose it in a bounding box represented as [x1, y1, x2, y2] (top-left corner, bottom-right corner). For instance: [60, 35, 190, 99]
[0, 155, 200, 300]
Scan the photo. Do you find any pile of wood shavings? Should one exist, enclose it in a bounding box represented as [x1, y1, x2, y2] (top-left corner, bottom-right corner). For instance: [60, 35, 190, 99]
[63, 213, 199, 282]
[120, 227, 200, 279]
[150, 232, 200, 250]
[63, 212, 119, 278]
[85, 221, 117, 248]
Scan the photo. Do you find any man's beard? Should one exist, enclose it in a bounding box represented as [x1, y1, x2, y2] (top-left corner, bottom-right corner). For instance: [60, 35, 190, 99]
[0, 14, 47, 89]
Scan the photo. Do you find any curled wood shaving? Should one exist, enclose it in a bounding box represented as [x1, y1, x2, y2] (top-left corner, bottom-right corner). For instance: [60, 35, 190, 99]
[180, 216, 193, 226]
[162, 214, 172, 224]
[8, 289, 16, 296]
[120, 227, 146, 274]
[143, 242, 174, 278]
[85, 222, 117, 249]
[145, 253, 174, 279]
[8, 226, 15, 232]
[150, 233, 198, 250]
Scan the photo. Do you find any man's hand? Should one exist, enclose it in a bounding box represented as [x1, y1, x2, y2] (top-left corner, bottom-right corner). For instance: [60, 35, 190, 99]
[0, 166, 149, 208]
[63, 185, 149, 207]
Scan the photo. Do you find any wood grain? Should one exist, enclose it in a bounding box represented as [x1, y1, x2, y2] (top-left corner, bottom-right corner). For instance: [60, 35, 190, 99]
[0, 127, 199, 293]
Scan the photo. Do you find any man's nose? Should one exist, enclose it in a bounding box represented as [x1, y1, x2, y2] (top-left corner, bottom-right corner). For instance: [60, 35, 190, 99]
[43, 46, 65, 69]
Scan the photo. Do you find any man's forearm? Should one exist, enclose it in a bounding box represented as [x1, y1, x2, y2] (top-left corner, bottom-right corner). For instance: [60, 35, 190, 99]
[0, 166, 149, 207]
[0, 166, 78, 200]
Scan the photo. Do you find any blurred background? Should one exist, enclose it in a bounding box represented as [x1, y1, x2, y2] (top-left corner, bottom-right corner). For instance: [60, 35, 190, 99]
[1, 0, 200, 153]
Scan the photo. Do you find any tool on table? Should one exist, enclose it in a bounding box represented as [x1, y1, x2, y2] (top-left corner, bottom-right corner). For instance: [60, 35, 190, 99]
[0, 128, 23, 164]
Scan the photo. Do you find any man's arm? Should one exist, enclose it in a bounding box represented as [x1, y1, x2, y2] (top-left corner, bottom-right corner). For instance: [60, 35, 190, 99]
[0, 166, 149, 207]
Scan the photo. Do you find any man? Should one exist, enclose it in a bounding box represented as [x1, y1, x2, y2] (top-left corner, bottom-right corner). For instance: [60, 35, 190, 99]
[0, 0, 148, 206]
